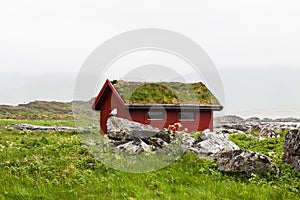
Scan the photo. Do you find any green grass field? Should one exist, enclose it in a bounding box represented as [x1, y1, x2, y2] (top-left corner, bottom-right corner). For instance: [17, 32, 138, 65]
[0, 119, 300, 199]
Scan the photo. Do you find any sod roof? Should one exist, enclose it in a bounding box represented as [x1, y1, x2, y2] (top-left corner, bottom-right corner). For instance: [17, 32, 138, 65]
[112, 80, 221, 106]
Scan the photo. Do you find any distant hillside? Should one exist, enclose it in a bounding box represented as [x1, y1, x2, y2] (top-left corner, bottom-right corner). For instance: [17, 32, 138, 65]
[0, 101, 72, 114]
[0, 98, 95, 120]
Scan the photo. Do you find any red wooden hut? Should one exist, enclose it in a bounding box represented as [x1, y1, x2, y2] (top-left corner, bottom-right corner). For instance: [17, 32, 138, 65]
[93, 79, 223, 134]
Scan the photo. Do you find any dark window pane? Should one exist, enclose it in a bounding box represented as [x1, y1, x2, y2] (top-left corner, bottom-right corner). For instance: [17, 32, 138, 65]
[179, 112, 195, 120]
[148, 111, 164, 120]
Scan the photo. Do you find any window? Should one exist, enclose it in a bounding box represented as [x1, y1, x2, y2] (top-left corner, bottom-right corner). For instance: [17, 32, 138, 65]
[179, 112, 195, 121]
[148, 111, 164, 120]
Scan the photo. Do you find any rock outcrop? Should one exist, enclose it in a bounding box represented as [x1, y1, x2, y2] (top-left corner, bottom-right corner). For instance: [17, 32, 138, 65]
[282, 128, 300, 171]
[190, 132, 240, 157]
[116, 138, 150, 154]
[107, 116, 160, 140]
[213, 149, 280, 177]
[107, 116, 235, 156]
[106, 116, 186, 153]
[259, 127, 280, 139]
[100, 116, 280, 176]
[214, 115, 297, 140]
[10, 124, 93, 131]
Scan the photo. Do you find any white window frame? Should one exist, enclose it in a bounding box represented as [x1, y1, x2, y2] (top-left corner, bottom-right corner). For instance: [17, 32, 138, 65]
[148, 111, 164, 120]
[179, 111, 195, 121]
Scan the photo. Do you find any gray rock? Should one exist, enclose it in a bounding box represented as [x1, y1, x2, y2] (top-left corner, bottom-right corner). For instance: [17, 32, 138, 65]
[12, 124, 77, 131]
[215, 128, 244, 134]
[117, 138, 150, 154]
[176, 131, 195, 150]
[247, 123, 262, 132]
[202, 129, 211, 134]
[106, 116, 199, 154]
[221, 124, 250, 132]
[192, 132, 240, 157]
[108, 139, 130, 146]
[214, 149, 280, 177]
[107, 116, 160, 140]
[148, 137, 169, 149]
[153, 128, 175, 143]
[259, 127, 280, 139]
[282, 128, 300, 171]
[83, 141, 102, 146]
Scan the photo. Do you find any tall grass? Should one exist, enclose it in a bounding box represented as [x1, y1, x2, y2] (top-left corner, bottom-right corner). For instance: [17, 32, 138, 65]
[0, 120, 299, 199]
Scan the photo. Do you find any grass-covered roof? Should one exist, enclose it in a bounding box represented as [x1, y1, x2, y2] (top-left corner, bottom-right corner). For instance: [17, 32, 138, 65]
[112, 80, 220, 106]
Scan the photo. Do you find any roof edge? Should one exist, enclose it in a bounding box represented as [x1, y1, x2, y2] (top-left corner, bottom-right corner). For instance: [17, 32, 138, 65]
[93, 79, 125, 110]
[125, 104, 223, 111]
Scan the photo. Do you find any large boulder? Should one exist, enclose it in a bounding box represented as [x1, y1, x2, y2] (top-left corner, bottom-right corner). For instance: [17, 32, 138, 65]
[148, 137, 169, 149]
[282, 128, 300, 171]
[117, 138, 150, 154]
[259, 127, 280, 139]
[221, 124, 250, 132]
[247, 123, 262, 132]
[12, 124, 78, 131]
[176, 131, 195, 150]
[107, 116, 160, 140]
[190, 132, 240, 157]
[106, 116, 194, 153]
[155, 128, 175, 143]
[214, 149, 280, 177]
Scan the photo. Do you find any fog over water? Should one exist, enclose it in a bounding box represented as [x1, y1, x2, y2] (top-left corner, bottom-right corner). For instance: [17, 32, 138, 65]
[1, 67, 299, 118]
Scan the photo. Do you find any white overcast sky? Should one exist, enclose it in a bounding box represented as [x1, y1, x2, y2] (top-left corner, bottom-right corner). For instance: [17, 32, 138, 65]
[0, 0, 300, 117]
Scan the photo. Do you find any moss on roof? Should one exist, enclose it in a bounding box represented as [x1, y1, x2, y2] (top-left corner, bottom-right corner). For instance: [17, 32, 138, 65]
[112, 80, 220, 106]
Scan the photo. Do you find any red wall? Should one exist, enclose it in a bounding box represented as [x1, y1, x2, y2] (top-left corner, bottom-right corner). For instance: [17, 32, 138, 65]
[198, 110, 213, 131]
[98, 88, 111, 134]
[130, 109, 167, 130]
[98, 88, 125, 133]
[101, 109, 213, 134]
[129, 109, 213, 132]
